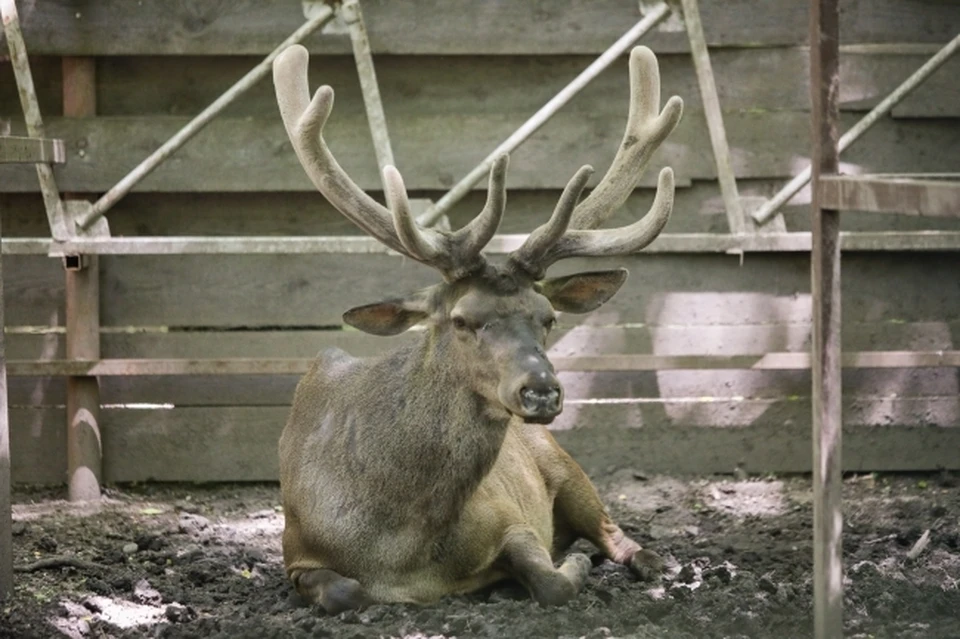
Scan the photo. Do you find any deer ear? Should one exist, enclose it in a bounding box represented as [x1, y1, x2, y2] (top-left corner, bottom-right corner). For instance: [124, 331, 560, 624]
[343, 298, 430, 336]
[539, 269, 628, 314]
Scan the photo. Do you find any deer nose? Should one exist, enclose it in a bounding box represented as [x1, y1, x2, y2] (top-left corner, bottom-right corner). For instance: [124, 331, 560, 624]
[519, 386, 562, 415]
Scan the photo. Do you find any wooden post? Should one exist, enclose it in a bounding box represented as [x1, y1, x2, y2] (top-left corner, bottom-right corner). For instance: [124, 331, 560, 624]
[0, 205, 12, 598]
[63, 57, 103, 501]
[810, 0, 843, 636]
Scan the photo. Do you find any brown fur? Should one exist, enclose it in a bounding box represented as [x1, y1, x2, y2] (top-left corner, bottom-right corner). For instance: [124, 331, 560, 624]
[279, 267, 663, 609]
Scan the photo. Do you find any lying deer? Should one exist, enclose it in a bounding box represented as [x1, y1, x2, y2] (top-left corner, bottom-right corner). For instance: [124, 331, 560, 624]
[273, 43, 683, 611]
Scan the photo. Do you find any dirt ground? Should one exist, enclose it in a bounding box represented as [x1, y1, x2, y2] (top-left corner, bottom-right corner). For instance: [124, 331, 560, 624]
[2, 471, 958, 639]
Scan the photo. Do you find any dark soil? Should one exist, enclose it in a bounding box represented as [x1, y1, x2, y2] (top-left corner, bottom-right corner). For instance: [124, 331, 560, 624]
[3, 471, 959, 639]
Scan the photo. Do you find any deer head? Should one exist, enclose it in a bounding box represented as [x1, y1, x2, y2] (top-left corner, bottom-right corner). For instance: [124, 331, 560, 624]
[273, 44, 682, 423]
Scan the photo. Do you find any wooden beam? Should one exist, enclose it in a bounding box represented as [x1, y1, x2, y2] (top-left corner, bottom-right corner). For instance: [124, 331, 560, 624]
[62, 56, 102, 502]
[5, 230, 960, 257]
[810, 0, 843, 635]
[6, 350, 960, 377]
[0, 136, 65, 164]
[0, 184, 12, 599]
[820, 175, 960, 217]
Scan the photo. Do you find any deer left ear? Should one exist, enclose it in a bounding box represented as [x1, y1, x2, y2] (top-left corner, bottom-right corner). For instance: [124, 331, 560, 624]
[539, 269, 628, 314]
[343, 297, 430, 336]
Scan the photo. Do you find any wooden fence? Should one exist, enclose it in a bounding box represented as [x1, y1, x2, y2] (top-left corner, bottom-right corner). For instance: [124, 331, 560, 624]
[2, 0, 959, 483]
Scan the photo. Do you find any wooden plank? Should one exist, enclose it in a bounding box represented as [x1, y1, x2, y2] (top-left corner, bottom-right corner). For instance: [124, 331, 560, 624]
[10, 366, 958, 409]
[8, 408, 65, 485]
[7, 349, 960, 377]
[0, 136, 65, 164]
[2, 112, 959, 193]
[3, 0, 958, 55]
[4, 251, 959, 327]
[0, 200, 11, 597]
[810, 0, 843, 634]
[821, 175, 960, 217]
[10, 403, 959, 484]
[1, 52, 940, 120]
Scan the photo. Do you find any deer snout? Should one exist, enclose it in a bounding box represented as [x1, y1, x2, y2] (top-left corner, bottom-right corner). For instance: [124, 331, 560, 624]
[520, 386, 562, 414]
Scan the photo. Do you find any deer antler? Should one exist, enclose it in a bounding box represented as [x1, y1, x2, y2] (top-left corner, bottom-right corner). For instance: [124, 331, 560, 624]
[508, 46, 683, 280]
[273, 44, 506, 281]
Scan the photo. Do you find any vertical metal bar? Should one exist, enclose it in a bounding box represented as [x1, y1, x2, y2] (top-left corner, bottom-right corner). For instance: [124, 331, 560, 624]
[1, 0, 68, 239]
[0, 202, 11, 599]
[752, 31, 960, 225]
[62, 57, 102, 501]
[417, 2, 671, 227]
[341, 0, 395, 186]
[680, 0, 744, 234]
[810, 0, 843, 636]
[76, 5, 336, 231]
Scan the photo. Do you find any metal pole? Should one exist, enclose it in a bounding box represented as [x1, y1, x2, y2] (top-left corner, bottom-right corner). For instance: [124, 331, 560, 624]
[680, 0, 744, 234]
[76, 5, 336, 231]
[752, 31, 960, 225]
[342, 0, 395, 186]
[1, 0, 68, 239]
[417, 2, 671, 227]
[810, 0, 843, 636]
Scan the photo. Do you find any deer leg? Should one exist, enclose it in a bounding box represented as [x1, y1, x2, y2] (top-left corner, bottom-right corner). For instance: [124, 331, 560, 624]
[289, 568, 373, 614]
[553, 461, 663, 582]
[499, 526, 592, 606]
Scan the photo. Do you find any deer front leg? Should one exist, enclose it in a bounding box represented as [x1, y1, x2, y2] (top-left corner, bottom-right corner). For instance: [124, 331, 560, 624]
[499, 527, 592, 606]
[290, 568, 373, 614]
[553, 461, 664, 582]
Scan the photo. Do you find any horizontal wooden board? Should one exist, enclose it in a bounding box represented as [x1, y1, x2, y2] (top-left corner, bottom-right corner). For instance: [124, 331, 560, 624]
[5, 252, 960, 327]
[3, 0, 957, 55]
[5, 51, 956, 120]
[10, 404, 960, 484]
[6, 186, 960, 242]
[9, 367, 958, 409]
[3, 112, 959, 193]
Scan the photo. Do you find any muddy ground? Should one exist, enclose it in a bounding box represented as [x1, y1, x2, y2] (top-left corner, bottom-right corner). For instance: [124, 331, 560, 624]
[2, 471, 959, 639]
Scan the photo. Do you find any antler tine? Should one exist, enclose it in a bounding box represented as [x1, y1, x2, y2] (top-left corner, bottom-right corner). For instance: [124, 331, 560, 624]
[569, 46, 683, 231]
[507, 165, 594, 280]
[453, 154, 509, 259]
[384, 160, 508, 282]
[535, 167, 675, 270]
[274, 45, 411, 256]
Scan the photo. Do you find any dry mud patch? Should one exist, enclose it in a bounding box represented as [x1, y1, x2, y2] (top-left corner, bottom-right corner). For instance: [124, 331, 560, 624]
[2, 472, 959, 638]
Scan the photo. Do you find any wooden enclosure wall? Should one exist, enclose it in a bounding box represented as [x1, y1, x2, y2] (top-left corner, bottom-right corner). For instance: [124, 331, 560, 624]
[2, 0, 959, 483]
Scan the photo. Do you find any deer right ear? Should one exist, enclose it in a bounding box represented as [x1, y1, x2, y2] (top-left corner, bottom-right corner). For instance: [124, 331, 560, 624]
[343, 298, 430, 336]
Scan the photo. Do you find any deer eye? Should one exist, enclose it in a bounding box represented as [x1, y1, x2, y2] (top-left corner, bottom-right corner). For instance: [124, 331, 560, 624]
[451, 316, 469, 331]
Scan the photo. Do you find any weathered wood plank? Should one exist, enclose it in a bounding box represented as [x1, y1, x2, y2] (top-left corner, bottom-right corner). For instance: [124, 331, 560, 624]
[2, 0, 957, 55]
[10, 403, 960, 484]
[2, 112, 958, 193]
[5, 51, 957, 120]
[820, 175, 960, 217]
[9, 367, 957, 410]
[6, 185, 960, 242]
[5, 252, 959, 327]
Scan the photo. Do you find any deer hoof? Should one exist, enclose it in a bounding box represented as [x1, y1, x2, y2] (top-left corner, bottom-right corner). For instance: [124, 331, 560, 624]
[628, 548, 664, 582]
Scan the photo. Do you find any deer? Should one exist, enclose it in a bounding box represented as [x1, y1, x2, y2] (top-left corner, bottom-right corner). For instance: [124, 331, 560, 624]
[272, 43, 683, 612]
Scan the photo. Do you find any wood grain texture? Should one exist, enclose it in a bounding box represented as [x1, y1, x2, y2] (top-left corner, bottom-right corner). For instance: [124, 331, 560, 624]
[2, 0, 957, 55]
[3, 112, 959, 193]
[9, 405, 960, 484]
[4, 252, 959, 327]
[5, 52, 957, 120]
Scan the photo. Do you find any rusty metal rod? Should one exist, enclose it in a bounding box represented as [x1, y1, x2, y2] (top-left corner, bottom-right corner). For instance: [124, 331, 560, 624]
[753, 30, 960, 225]
[76, 5, 336, 230]
[417, 2, 671, 227]
[342, 0, 395, 185]
[1, 0, 67, 239]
